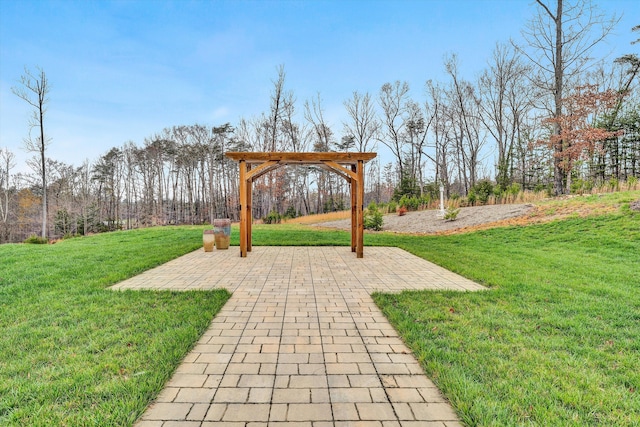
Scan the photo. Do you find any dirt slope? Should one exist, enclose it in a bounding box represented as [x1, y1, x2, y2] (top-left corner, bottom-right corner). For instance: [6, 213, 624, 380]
[315, 198, 623, 235]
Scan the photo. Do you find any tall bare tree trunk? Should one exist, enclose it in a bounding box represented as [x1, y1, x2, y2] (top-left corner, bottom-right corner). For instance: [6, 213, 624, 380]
[552, 0, 565, 195]
[12, 67, 50, 238]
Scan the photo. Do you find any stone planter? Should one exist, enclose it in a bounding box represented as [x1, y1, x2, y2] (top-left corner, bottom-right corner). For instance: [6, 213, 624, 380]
[213, 218, 231, 250]
[203, 229, 215, 252]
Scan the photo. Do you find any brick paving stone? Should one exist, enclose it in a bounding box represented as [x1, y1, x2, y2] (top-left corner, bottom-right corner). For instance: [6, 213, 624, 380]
[116, 247, 483, 425]
[332, 402, 360, 420]
[155, 387, 179, 402]
[356, 402, 397, 420]
[330, 387, 373, 403]
[311, 388, 331, 403]
[348, 374, 383, 388]
[186, 403, 210, 420]
[288, 374, 328, 388]
[334, 422, 383, 427]
[141, 402, 192, 420]
[409, 402, 459, 421]
[237, 374, 275, 388]
[163, 421, 201, 427]
[386, 388, 427, 403]
[268, 423, 312, 427]
[174, 387, 216, 403]
[222, 403, 270, 421]
[212, 387, 249, 403]
[167, 373, 208, 388]
[201, 423, 246, 427]
[273, 388, 312, 403]
[287, 403, 333, 421]
[398, 423, 448, 427]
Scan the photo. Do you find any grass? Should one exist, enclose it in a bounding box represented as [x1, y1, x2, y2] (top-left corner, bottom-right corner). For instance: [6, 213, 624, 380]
[366, 192, 640, 426]
[249, 191, 640, 426]
[1, 191, 638, 426]
[282, 210, 351, 224]
[0, 227, 230, 426]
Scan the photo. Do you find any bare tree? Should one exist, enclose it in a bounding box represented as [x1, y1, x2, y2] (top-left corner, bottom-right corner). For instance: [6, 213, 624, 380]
[305, 93, 342, 212]
[342, 91, 380, 152]
[444, 54, 486, 193]
[404, 99, 436, 195]
[518, 0, 619, 194]
[305, 93, 335, 152]
[255, 65, 292, 215]
[12, 67, 51, 238]
[426, 80, 454, 193]
[267, 65, 288, 152]
[93, 148, 124, 230]
[478, 43, 533, 190]
[0, 148, 16, 242]
[378, 81, 410, 180]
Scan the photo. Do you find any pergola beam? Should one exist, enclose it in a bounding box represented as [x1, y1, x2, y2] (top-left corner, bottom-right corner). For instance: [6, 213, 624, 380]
[226, 152, 376, 164]
[246, 160, 280, 181]
[323, 161, 357, 182]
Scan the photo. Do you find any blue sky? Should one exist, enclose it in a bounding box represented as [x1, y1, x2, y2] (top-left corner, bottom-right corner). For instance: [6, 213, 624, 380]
[1, 0, 638, 173]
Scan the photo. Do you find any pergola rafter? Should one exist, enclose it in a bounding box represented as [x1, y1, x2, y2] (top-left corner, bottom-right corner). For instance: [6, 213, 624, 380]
[225, 152, 377, 258]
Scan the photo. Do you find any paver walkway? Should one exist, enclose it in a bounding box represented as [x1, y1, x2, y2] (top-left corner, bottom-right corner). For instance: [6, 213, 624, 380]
[113, 247, 484, 426]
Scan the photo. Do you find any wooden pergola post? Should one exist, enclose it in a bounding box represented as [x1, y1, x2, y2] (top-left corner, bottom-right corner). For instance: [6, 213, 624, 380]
[226, 152, 376, 258]
[246, 164, 253, 253]
[356, 159, 365, 258]
[350, 164, 357, 253]
[238, 160, 248, 257]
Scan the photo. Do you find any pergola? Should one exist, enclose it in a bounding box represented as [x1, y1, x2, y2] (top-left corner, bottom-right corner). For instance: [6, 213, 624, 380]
[225, 152, 377, 258]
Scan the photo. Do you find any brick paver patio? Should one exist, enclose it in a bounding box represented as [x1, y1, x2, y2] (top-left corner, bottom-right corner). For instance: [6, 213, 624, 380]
[112, 246, 484, 426]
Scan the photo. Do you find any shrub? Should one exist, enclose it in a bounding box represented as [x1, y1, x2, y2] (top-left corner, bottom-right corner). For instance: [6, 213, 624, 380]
[54, 208, 72, 236]
[363, 202, 383, 231]
[24, 234, 48, 244]
[284, 205, 298, 219]
[467, 192, 476, 206]
[443, 205, 460, 221]
[392, 174, 420, 201]
[262, 210, 282, 224]
[398, 195, 420, 211]
[506, 182, 521, 196]
[419, 194, 431, 209]
[469, 180, 494, 205]
[570, 178, 594, 195]
[387, 200, 397, 214]
[397, 195, 408, 210]
[397, 206, 407, 216]
[421, 182, 440, 200]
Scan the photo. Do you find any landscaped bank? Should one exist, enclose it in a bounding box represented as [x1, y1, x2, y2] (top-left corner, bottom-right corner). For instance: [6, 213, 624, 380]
[371, 193, 640, 426]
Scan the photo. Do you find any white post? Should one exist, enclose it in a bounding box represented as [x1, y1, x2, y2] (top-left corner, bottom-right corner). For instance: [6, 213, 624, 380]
[439, 183, 445, 217]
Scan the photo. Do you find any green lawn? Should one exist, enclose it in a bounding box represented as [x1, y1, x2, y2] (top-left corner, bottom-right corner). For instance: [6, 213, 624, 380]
[368, 193, 640, 426]
[251, 191, 639, 426]
[0, 227, 230, 426]
[1, 191, 638, 426]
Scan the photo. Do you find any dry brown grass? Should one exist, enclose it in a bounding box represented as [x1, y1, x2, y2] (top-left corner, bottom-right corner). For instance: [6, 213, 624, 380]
[446, 190, 549, 208]
[283, 210, 351, 225]
[434, 192, 633, 235]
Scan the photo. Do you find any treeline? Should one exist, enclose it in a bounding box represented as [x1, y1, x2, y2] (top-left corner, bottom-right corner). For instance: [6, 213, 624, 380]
[1, 2, 639, 243]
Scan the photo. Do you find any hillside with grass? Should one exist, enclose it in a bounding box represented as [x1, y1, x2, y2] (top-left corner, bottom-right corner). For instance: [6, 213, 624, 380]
[0, 191, 638, 426]
[370, 191, 640, 426]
